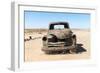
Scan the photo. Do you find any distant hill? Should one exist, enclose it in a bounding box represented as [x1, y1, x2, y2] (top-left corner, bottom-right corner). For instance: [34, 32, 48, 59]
[25, 28, 90, 33]
[25, 29, 48, 33]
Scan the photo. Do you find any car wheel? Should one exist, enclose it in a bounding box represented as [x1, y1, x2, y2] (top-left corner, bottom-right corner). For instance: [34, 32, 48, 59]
[69, 48, 76, 54]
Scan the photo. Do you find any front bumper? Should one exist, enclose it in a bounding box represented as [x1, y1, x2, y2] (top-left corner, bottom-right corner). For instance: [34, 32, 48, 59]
[42, 45, 75, 52]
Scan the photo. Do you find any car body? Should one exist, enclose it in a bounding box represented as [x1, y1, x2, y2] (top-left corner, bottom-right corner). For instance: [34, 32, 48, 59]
[42, 22, 77, 54]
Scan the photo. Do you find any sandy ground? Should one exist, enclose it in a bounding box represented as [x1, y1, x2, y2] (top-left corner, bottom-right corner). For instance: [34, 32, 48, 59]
[24, 29, 90, 62]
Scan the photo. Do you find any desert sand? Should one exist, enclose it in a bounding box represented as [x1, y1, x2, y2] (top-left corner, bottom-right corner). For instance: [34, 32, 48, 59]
[24, 29, 90, 62]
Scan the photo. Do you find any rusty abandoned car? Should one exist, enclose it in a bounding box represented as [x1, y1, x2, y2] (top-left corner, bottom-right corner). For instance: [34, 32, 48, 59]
[42, 22, 77, 54]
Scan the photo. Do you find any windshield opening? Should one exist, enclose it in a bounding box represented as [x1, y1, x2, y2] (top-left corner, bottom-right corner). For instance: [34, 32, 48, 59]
[49, 22, 69, 30]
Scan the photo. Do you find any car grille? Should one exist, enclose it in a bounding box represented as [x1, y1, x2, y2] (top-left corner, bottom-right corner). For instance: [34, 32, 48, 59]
[48, 38, 73, 47]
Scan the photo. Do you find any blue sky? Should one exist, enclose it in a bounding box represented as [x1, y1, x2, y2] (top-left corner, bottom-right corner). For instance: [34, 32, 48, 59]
[24, 11, 90, 29]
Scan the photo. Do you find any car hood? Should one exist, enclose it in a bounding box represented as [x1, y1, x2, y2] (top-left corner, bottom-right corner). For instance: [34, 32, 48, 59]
[48, 29, 72, 39]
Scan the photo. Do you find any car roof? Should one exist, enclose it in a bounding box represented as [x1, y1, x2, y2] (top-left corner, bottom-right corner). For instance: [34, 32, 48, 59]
[49, 22, 69, 26]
